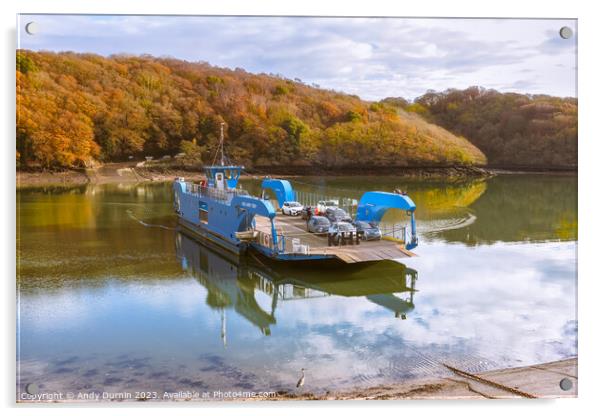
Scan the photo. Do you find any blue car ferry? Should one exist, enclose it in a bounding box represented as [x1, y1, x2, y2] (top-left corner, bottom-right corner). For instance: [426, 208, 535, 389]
[173, 125, 418, 264]
[173, 163, 418, 264]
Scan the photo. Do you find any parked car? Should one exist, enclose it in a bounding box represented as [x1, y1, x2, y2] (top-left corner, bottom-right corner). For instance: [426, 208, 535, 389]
[307, 216, 331, 234]
[325, 207, 352, 223]
[354, 221, 382, 240]
[282, 201, 304, 216]
[317, 199, 339, 214]
[328, 221, 357, 245]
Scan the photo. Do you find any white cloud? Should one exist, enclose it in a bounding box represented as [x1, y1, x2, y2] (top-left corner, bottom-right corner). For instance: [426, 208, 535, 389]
[19, 15, 576, 100]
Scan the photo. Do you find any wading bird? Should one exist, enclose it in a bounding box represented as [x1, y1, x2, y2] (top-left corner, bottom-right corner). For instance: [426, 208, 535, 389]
[296, 368, 305, 388]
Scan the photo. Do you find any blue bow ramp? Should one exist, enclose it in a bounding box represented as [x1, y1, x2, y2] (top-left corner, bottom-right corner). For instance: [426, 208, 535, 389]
[356, 191, 418, 250]
[231, 195, 276, 220]
[261, 179, 296, 209]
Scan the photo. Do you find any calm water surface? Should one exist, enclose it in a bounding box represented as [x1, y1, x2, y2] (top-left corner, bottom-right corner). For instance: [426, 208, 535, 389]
[17, 174, 577, 398]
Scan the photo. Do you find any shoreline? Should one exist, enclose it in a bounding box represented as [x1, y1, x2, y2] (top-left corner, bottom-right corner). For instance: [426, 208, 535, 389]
[308, 357, 577, 400]
[16, 163, 576, 188]
[18, 358, 577, 403]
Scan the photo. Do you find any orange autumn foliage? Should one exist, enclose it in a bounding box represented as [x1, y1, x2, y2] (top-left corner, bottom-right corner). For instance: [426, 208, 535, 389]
[17, 50, 486, 169]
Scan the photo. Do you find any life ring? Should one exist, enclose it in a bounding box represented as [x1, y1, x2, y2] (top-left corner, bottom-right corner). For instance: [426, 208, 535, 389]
[262, 233, 271, 247]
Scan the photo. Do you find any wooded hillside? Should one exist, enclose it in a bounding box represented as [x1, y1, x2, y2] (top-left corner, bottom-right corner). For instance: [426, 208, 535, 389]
[386, 87, 577, 168]
[16, 50, 486, 170]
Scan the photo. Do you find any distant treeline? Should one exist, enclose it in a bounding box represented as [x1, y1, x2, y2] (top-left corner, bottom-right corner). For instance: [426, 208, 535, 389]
[16, 50, 486, 170]
[383, 87, 577, 168]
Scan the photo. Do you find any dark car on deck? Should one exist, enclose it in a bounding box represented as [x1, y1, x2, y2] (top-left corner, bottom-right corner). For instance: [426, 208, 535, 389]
[325, 207, 352, 223]
[328, 221, 358, 245]
[354, 221, 382, 241]
[307, 216, 331, 234]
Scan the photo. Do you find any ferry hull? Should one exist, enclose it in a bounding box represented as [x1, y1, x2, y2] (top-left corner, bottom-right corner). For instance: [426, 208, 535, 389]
[177, 217, 245, 256]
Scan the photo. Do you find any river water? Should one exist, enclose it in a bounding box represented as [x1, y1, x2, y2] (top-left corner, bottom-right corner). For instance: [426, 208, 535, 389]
[16, 174, 577, 399]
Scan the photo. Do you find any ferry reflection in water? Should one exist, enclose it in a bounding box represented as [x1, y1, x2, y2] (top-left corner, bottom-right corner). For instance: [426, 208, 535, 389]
[175, 230, 418, 341]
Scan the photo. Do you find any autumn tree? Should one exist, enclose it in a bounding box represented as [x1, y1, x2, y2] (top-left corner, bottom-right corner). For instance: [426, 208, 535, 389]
[396, 87, 577, 168]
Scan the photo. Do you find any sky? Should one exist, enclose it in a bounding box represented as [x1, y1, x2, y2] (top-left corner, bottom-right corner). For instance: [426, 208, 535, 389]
[17, 15, 577, 101]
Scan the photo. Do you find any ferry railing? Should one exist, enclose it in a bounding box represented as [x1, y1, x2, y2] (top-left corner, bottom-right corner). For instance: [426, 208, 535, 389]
[380, 223, 407, 244]
[256, 230, 311, 255]
[295, 191, 358, 217]
[185, 183, 250, 204]
[285, 237, 310, 255]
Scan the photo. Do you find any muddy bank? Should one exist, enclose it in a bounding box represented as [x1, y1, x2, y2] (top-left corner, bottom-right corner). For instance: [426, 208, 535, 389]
[249, 164, 494, 179]
[16, 164, 204, 188]
[17, 163, 496, 187]
[487, 165, 577, 173]
[16, 170, 89, 187]
[273, 358, 577, 401]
